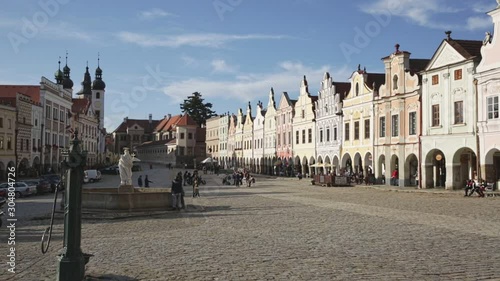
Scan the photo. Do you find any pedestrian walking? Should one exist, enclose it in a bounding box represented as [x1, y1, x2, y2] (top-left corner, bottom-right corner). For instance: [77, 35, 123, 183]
[144, 175, 153, 187]
[171, 174, 184, 211]
[193, 176, 200, 197]
[137, 175, 143, 187]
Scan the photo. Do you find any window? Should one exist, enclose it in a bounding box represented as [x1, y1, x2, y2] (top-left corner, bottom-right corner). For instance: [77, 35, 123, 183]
[8, 119, 11, 129]
[53, 108, 58, 120]
[454, 101, 464, 124]
[392, 115, 399, 137]
[282, 133, 285, 145]
[20, 138, 23, 151]
[35, 119, 37, 127]
[180, 133, 185, 139]
[454, 69, 462, 80]
[355, 83, 359, 96]
[26, 139, 29, 151]
[0, 137, 3, 149]
[393, 75, 398, 90]
[487, 96, 499, 119]
[432, 105, 440, 126]
[320, 130, 323, 142]
[308, 128, 312, 143]
[409, 112, 417, 135]
[188, 133, 193, 139]
[0, 117, 3, 128]
[325, 104, 328, 113]
[333, 127, 337, 141]
[278, 133, 281, 145]
[379, 117, 386, 138]
[364, 119, 370, 139]
[301, 110, 305, 118]
[354, 121, 360, 140]
[96, 92, 100, 99]
[32, 138, 35, 150]
[432, 75, 439, 85]
[327, 128, 331, 142]
[345, 123, 350, 141]
[60, 110, 65, 122]
[46, 105, 51, 119]
[302, 129, 306, 144]
[7, 137, 12, 149]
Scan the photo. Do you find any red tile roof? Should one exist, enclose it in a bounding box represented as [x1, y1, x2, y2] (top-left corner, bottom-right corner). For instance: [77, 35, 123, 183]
[177, 114, 198, 126]
[156, 114, 183, 132]
[72, 98, 91, 114]
[0, 85, 41, 102]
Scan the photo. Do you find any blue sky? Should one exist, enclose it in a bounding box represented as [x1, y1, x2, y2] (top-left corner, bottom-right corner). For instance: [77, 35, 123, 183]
[0, 0, 496, 131]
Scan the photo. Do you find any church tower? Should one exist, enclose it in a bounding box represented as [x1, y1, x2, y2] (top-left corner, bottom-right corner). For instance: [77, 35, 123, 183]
[91, 55, 106, 160]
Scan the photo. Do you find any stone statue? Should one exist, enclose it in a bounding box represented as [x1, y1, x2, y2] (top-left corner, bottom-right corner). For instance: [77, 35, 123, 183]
[119, 148, 133, 186]
[483, 32, 492, 46]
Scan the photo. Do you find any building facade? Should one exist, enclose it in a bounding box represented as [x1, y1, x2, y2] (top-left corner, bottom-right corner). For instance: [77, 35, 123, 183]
[0, 103, 16, 181]
[263, 88, 277, 175]
[315, 72, 349, 175]
[421, 33, 482, 189]
[291, 76, 317, 176]
[374, 45, 429, 186]
[275, 91, 295, 176]
[253, 101, 266, 174]
[476, 2, 500, 188]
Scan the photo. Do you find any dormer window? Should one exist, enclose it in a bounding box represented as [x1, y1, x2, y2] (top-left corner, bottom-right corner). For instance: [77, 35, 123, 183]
[393, 75, 398, 90]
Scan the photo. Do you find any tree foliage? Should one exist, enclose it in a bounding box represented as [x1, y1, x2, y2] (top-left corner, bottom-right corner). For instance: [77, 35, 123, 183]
[180, 92, 217, 127]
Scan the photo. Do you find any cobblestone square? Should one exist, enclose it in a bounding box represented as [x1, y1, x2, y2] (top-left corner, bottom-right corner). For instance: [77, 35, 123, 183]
[2, 172, 500, 281]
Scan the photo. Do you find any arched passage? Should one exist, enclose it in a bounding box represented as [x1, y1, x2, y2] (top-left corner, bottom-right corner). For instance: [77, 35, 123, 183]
[484, 149, 500, 184]
[332, 155, 340, 175]
[0, 161, 5, 181]
[405, 154, 418, 186]
[452, 148, 476, 188]
[342, 153, 352, 175]
[424, 149, 446, 188]
[390, 154, 399, 186]
[354, 152, 362, 174]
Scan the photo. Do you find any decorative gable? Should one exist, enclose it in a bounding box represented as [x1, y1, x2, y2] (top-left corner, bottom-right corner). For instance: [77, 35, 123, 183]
[427, 42, 466, 70]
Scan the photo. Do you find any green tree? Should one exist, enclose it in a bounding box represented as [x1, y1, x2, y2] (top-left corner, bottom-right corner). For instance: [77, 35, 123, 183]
[180, 92, 217, 127]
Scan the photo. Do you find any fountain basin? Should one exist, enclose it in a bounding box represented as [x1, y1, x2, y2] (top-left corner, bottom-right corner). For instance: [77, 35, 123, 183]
[82, 187, 172, 211]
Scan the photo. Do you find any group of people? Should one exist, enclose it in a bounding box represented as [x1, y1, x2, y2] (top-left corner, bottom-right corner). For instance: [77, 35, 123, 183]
[464, 179, 487, 197]
[137, 175, 153, 187]
[222, 170, 255, 187]
[170, 170, 204, 211]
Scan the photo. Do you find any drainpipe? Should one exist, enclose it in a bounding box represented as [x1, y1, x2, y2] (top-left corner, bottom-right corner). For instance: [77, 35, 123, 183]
[474, 78, 481, 181]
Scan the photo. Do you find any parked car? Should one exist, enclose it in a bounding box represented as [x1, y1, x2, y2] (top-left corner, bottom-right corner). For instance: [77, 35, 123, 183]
[41, 174, 61, 192]
[84, 169, 102, 183]
[0, 182, 36, 198]
[24, 179, 51, 194]
[100, 165, 119, 175]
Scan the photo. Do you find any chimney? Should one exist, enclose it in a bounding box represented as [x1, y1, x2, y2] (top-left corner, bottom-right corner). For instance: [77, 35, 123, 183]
[149, 114, 152, 124]
[167, 114, 171, 119]
[124, 117, 128, 123]
[445, 30, 452, 41]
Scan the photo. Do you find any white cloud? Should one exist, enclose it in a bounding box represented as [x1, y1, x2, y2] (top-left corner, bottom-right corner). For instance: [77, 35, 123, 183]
[139, 8, 176, 20]
[211, 59, 237, 73]
[117, 32, 290, 48]
[361, 0, 461, 30]
[181, 55, 198, 67]
[161, 61, 352, 107]
[466, 16, 493, 31]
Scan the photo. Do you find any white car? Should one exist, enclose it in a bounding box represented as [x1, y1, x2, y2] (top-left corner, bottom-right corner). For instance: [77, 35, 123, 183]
[0, 182, 36, 198]
[84, 170, 102, 183]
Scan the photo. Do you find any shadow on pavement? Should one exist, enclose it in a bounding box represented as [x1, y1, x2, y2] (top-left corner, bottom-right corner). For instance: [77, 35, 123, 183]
[85, 274, 139, 281]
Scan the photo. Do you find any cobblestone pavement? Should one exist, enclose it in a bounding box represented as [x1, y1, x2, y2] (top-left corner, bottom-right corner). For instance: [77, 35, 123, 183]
[2, 171, 500, 281]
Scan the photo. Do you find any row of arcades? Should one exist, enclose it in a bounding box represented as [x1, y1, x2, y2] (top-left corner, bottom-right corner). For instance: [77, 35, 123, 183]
[211, 147, 500, 189]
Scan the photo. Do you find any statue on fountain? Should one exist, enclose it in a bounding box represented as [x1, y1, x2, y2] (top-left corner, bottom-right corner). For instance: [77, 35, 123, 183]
[119, 148, 133, 187]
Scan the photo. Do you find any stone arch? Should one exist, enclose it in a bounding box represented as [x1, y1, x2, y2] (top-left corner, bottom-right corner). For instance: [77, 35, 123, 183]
[390, 154, 399, 186]
[405, 154, 418, 186]
[354, 152, 362, 174]
[378, 154, 386, 183]
[324, 155, 331, 174]
[452, 147, 476, 189]
[484, 148, 500, 184]
[424, 149, 446, 188]
[332, 155, 340, 175]
[364, 152, 373, 174]
[341, 153, 352, 174]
